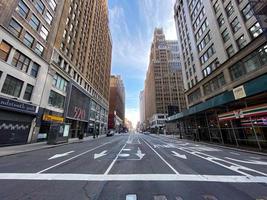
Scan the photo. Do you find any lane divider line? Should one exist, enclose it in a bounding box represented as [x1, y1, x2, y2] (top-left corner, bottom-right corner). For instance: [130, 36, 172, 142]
[141, 138, 180, 175]
[104, 135, 130, 175]
[37, 141, 113, 174]
[149, 135, 267, 177]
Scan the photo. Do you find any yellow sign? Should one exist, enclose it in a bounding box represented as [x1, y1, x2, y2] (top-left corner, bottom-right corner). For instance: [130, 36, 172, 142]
[43, 114, 64, 122]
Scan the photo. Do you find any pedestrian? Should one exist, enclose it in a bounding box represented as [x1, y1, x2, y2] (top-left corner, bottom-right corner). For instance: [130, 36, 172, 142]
[193, 130, 196, 141]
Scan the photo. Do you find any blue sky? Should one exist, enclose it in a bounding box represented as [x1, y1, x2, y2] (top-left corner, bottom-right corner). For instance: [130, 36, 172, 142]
[108, 0, 177, 127]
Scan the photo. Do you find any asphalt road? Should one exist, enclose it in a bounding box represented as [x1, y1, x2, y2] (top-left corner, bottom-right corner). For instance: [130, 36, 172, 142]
[0, 133, 267, 200]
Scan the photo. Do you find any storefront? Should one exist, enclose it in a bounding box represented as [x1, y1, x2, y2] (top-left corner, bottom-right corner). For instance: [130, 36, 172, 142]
[0, 96, 37, 146]
[66, 84, 90, 138]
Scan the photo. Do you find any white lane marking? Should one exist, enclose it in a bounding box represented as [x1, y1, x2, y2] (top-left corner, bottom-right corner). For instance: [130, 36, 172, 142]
[37, 142, 112, 174]
[94, 150, 108, 159]
[136, 147, 145, 160]
[229, 152, 240, 156]
[119, 153, 130, 157]
[154, 195, 167, 200]
[172, 151, 187, 159]
[123, 149, 131, 151]
[126, 194, 137, 200]
[225, 157, 267, 165]
[250, 156, 261, 160]
[104, 136, 129, 175]
[149, 136, 267, 177]
[141, 138, 180, 175]
[48, 151, 75, 160]
[0, 173, 267, 183]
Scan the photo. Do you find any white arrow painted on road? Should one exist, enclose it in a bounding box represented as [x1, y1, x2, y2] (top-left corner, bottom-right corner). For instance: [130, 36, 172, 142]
[171, 151, 187, 159]
[48, 151, 75, 160]
[94, 150, 108, 159]
[225, 157, 267, 165]
[136, 147, 145, 160]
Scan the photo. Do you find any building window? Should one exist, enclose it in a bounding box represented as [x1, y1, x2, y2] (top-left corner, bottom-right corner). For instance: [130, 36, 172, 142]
[242, 3, 253, 21]
[35, 43, 44, 56]
[213, 1, 220, 13]
[249, 22, 263, 38]
[35, 0, 45, 14]
[237, 35, 247, 49]
[203, 73, 225, 95]
[45, 11, 53, 25]
[8, 19, 22, 37]
[48, 0, 57, 10]
[217, 14, 225, 27]
[1, 75, 23, 98]
[231, 17, 241, 33]
[29, 14, 40, 30]
[23, 84, 34, 101]
[16, 0, 29, 18]
[197, 32, 211, 52]
[23, 32, 34, 48]
[188, 88, 201, 104]
[0, 41, 12, 61]
[225, 2, 234, 17]
[202, 59, 219, 77]
[30, 62, 40, 78]
[226, 45, 235, 57]
[222, 29, 230, 43]
[48, 90, 65, 109]
[230, 44, 267, 80]
[40, 26, 49, 40]
[200, 45, 215, 65]
[12, 51, 31, 73]
[52, 74, 68, 92]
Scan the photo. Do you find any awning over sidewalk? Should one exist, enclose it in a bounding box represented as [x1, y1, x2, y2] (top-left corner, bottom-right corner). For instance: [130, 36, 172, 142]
[218, 103, 267, 121]
[168, 74, 267, 122]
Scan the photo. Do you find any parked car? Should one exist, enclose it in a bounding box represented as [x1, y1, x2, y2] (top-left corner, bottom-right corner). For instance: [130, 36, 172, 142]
[107, 130, 115, 137]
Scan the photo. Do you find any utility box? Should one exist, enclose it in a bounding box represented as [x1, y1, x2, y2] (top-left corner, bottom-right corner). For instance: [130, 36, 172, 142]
[47, 123, 70, 145]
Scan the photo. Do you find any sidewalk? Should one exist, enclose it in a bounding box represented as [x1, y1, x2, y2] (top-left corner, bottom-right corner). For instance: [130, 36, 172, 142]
[154, 134, 267, 156]
[0, 135, 105, 157]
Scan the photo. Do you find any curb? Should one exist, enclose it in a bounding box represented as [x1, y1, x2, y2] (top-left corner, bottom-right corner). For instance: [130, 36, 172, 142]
[0, 135, 106, 158]
[152, 134, 267, 157]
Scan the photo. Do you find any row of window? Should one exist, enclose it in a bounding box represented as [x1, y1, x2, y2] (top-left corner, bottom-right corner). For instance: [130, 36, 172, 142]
[192, 8, 205, 31]
[0, 41, 40, 78]
[200, 45, 215, 65]
[195, 19, 209, 41]
[188, 43, 267, 104]
[197, 32, 211, 52]
[9, 18, 45, 56]
[0, 74, 34, 101]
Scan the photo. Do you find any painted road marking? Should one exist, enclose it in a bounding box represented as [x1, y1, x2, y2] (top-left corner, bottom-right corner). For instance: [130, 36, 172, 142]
[123, 149, 131, 151]
[136, 147, 145, 160]
[147, 136, 267, 177]
[225, 157, 267, 165]
[48, 151, 75, 160]
[104, 137, 129, 175]
[126, 194, 137, 200]
[142, 138, 180, 175]
[229, 152, 240, 156]
[37, 142, 113, 174]
[119, 153, 130, 157]
[0, 173, 267, 183]
[171, 151, 187, 159]
[94, 150, 108, 159]
[154, 195, 167, 200]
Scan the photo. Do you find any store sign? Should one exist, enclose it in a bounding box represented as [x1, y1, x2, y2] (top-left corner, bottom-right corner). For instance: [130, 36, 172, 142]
[43, 114, 64, 123]
[233, 86, 246, 100]
[67, 86, 90, 121]
[0, 96, 36, 114]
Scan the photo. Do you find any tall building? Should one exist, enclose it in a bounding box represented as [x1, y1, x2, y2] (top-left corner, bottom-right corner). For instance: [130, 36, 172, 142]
[46, 0, 112, 138]
[170, 0, 267, 151]
[108, 75, 125, 131]
[0, 0, 64, 146]
[0, 0, 112, 146]
[139, 90, 145, 123]
[144, 28, 186, 131]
